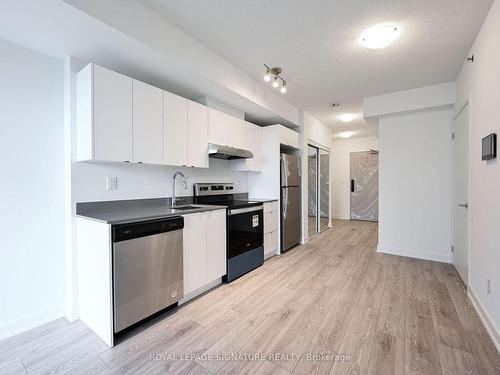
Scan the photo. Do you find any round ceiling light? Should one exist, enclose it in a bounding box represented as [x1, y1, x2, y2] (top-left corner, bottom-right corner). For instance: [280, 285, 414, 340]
[338, 113, 357, 122]
[360, 23, 400, 49]
[338, 131, 355, 139]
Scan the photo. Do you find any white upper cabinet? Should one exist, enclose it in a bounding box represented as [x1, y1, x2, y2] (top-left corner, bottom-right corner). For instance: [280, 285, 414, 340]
[278, 125, 300, 149]
[232, 121, 262, 172]
[163, 91, 188, 166]
[187, 100, 209, 168]
[132, 80, 162, 164]
[77, 63, 256, 167]
[229, 117, 246, 150]
[245, 122, 263, 171]
[208, 108, 230, 146]
[77, 64, 133, 162]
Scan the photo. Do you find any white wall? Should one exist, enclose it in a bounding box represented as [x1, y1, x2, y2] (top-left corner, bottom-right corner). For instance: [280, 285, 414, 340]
[0, 39, 65, 339]
[377, 108, 453, 263]
[364, 82, 456, 118]
[331, 136, 379, 220]
[456, 0, 500, 346]
[73, 160, 248, 202]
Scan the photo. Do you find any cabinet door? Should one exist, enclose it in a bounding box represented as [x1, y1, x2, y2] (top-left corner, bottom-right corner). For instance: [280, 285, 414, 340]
[183, 213, 207, 295]
[264, 231, 279, 255]
[132, 80, 162, 164]
[208, 108, 230, 146]
[245, 122, 262, 171]
[163, 91, 188, 166]
[187, 100, 209, 168]
[206, 210, 226, 281]
[278, 125, 299, 149]
[229, 117, 246, 150]
[93, 65, 133, 162]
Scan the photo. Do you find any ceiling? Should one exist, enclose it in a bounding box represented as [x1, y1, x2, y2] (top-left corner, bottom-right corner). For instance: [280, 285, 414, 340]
[141, 0, 492, 138]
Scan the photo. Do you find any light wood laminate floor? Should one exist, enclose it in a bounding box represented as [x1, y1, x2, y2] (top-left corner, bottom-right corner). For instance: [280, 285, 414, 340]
[1, 220, 499, 375]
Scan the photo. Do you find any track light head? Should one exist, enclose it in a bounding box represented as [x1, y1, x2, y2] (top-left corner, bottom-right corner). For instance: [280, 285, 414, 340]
[272, 76, 279, 88]
[264, 68, 271, 82]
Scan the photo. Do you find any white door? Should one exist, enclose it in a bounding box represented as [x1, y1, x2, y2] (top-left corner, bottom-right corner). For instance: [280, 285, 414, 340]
[453, 104, 470, 284]
[245, 122, 263, 171]
[163, 91, 188, 166]
[208, 108, 230, 146]
[206, 210, 226, 281]
[132, 80, 162, 164]
[183, 213, 207, 294]
[93, 65, 133, 162]
[229, 117, 246, 149]
[187, 100, 209, 168]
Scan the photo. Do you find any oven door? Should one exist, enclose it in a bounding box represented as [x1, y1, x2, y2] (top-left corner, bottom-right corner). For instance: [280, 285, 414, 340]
[227, 206, 264, 259]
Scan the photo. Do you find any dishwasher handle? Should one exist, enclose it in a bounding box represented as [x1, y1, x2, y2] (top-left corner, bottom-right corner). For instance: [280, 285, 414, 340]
[113, 216, 184, 243]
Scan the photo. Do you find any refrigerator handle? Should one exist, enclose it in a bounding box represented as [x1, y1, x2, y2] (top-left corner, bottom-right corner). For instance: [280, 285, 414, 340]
[351, 179, 356, 192]
[280, 158, 287, 186]
[282, 188, 288, 219]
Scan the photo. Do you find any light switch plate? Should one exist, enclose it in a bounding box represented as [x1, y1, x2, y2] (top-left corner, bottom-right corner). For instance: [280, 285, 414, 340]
[107, 177, 118, 190]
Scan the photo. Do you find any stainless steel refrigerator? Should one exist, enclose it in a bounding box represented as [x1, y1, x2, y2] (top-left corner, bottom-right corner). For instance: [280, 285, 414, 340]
[280, 153, 301, 252]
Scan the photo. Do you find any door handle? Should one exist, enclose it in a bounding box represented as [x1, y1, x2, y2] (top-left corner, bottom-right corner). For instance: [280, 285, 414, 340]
[350, 179, 355, 192]
[458, 202, 468, 209]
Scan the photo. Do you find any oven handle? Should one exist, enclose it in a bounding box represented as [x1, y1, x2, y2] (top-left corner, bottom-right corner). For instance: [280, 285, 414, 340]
[227, 205, 264, 215]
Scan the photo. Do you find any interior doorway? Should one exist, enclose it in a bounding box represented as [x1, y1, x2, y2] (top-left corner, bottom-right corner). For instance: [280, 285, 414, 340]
[308, 145, 330, 238]
[453, 103, 470, 284]
[350, 151, 379, 222]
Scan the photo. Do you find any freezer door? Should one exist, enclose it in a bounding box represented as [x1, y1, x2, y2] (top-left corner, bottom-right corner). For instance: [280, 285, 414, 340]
[281, 186, 301, 252]
[281, 154, 301, 187]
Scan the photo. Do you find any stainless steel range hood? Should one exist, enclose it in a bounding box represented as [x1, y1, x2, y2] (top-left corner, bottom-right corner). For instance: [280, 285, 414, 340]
[208, 143, 253, 160]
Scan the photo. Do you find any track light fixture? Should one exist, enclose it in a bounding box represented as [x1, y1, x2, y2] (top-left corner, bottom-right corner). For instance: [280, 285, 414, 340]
[263, 64, 287, 94]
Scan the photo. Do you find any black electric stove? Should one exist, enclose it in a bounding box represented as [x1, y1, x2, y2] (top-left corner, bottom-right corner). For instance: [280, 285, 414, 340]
[194, 183, 264, 282]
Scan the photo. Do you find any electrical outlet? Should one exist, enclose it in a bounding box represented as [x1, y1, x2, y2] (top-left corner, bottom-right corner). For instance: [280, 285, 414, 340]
[107, 177, 118, 190]
[487, 278, 491, 295]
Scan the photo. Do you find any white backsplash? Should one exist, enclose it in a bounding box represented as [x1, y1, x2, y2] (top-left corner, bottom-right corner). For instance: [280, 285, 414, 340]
[73, 158, 248, 202]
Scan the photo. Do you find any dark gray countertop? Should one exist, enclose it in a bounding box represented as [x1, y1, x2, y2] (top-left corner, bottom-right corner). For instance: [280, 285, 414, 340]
[249, 198, 279, 203]
[76, 198, 226, 225]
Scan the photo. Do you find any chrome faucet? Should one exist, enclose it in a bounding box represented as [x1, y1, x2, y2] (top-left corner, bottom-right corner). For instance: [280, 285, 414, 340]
[172, 172, 188, 206]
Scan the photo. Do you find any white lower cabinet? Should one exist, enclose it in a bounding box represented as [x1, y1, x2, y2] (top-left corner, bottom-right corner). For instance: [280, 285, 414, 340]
[264, 230, 279, 256]
[263, 201, 280, 256]
[182, 212, 207, 294]
[183, 209, 226, 295]
[206, 209, 227, 281]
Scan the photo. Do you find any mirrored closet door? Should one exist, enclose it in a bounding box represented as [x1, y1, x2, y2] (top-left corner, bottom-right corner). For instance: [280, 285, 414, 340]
[308, 145, 330, 238]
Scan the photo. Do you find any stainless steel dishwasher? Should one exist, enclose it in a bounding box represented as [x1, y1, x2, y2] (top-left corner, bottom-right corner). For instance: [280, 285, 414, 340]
[112, 216, 184, 333]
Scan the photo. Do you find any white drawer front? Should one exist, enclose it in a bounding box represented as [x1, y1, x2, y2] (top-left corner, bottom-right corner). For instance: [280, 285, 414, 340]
[264, 231, 279, 255]
[264, 201, 279, 214]
[264, 211, 278, 234]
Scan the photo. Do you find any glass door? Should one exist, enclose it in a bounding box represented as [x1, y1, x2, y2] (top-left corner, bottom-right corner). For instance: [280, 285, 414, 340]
[308, 145, 330, 238]
[307, 146, 318, 238]
[319, 148, 330, 231]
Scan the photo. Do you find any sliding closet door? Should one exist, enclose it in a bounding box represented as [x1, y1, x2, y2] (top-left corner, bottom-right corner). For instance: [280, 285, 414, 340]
[319, 148, 330, 231]
[308, 145, 330, 238]
[307, 146, 318, 238]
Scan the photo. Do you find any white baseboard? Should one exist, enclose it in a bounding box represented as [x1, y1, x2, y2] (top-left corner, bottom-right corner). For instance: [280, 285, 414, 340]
[467, 287, 500, 353]
[0, 307, 64, 341]
[377, 244, 452, 263]
[333, 215, 350, 220]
